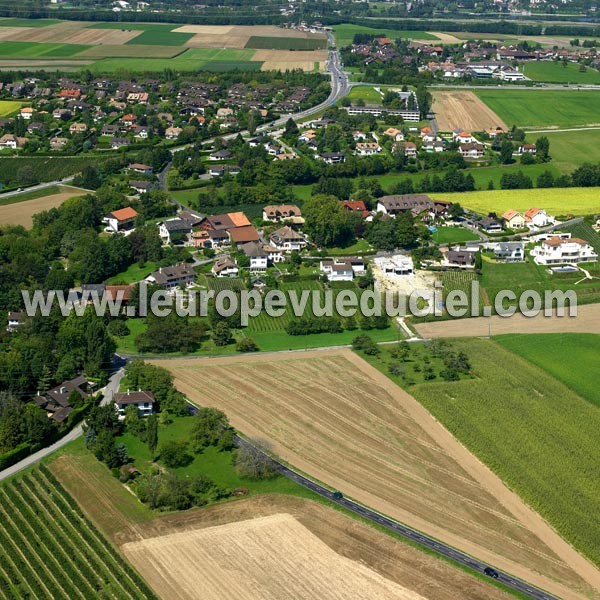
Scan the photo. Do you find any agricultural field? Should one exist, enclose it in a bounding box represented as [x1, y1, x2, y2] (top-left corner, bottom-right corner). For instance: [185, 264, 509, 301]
[430, 186, 600, 215]
[245, 36, 327, 50]
[432, 90, 507, 132]
[332, 24, 438, 47]
[410, 337, 600, 573]
[439, 270, 484, 313]
[0, 465, 157, 599]
[519, 60, 600, 84]
[153, 349, 595, 599]
[495, 333, 600, 408]
[0, 100, 23, 116]
[0, 186, 85, 228]
[474, 89, 600, 129]
[530, 129, 600, 172]
[0, 18, 61, 27]
[123, 514, 426, 600]
[0, 41, 90, 58]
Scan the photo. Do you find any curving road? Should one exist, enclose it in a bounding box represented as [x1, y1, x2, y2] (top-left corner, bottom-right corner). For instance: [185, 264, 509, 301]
[234, 435, 560, 600]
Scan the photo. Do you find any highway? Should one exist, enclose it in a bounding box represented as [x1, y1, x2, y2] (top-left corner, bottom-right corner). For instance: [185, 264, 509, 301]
[234, 435, 560, 600]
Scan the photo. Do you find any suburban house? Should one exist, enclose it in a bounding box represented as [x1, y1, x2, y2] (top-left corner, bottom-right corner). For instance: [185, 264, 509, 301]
[239, 242, 269, 272]
[158, 218, 193, 245]
[212, 255, 239, 277]
[502, 209, 526, 229]
[269, 226, 308, 252]
[377, 194, 434, 216]
[402, 142, 417, 158]
[0, 134, 26, 149]
[342, 200, 369, 219]
[102, 206, 138, 233]
[129, 180, 153, 195]
[114, 390, 155, 418]
[477, 216, 503, 233]
[165, 126, 182, 139]
[34, 375, 92, 424]
[320, 259, 354, 281]
[383, 127, 404, 142]
[531, 237, 598, 265]
[229, 225, 260, 245]
[518, 144, 537, 155]
[452, 130, 477, 144]
[69, 122, 87, 134]
[20, 107, 34, 120]
[146, 264, 195, 289]
[128, 163, 153, 176]
[355, 142, 381, 156]
[524, 207, 552, 228]
[445, 248, 477, 268]
[6, 311, 24, 331]
[492, 241, 525, 262]
[208, 164, 240, 177]
[459, 143, 485, 159]
[319, 152, 346, 164]
[262, 204, 303, 223]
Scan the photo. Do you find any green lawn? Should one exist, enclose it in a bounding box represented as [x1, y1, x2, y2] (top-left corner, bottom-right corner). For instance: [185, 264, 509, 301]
[475, 89, 600, 129]
[495, 333, 600, 408]
[520, 60, 600, 84]
[430, 186, 600, 215]
[430, 226, 479, 244]
[326, 238, 374, 255]
[127, 29, 195, 46]
[347, 85, 384, 105]
[409, 337, 600, 567]
[0, 18, 61, 27]
[106, 261, 157, 285]
[529, 129, 600, 172]
[332, 24, 438, 47]
[0, 100, 24, 117]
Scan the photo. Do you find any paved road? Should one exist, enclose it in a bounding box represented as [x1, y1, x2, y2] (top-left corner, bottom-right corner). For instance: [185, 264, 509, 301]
[234, 434, 559, 600]
[0, 367, 124, 483]
[0, 177, 76, 201]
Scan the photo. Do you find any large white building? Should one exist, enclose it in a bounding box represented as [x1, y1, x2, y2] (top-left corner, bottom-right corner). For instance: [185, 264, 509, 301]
[531, 237, 598, 265]
[373, 254, 414, 276]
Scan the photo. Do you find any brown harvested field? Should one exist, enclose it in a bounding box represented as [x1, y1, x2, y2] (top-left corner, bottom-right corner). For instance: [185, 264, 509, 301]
[0, 27, 37, 41]
[152, 349, 600, 599]
[414, 303, 600, 338]
[432, 90, 508, 132]
[176, 24, 326, 49]
[124, 514, 429, 600]
[77, 44, 182, 58]
[427, 32, 463, 44]
[0, 186, 83, 228]
[254, 49, 328, 71]
[1, 21, 140, 45]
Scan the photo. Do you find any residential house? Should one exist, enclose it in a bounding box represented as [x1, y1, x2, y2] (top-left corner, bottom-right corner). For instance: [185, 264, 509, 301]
[320, 259, 355, 281]
[445, 248, 477, 268]
[476, 216, 503, 233]
[0, 134, 26, 149]
[229, 225, 260, 245]
[20, 107, 34, 120]
[319, 152, 345, 164]
[519, 144, 537, 155]
[373, 254, 414, 276]
[208, 164, 240, 177]
[453, 130, 477, 144]
[493, 241, 525, 262]
[69, 123, 87, 134]
[402, 141, 417, 158]
[269, 226, 308, 252]
[35, 375, 91, 424]
[377, 194, 434, 216]
[165, 126, 182, 140]
[459, 143, 485, 159]
[159, 218, 193, 244]
[341, 200, 369, 219]
[531, 237, 598, 265]
[383, 127, 404, 141]
[128, 163, 153, 176]
[129, 180, 153, 195]
[355, 142, 381, 156]
[50, 137, 68, 151]
[262, 204, 302, 223]
[524, 207, 551, 228]
[103, 206, 139, 233]
[6, 311, 24, 331]
[114, 390, 154, 418]
[209, 149, 232, 161]
[146, 264, 195, 289]
[502, 209, 526, 229]
[212, 256, 239, 277]
[111, 137, 131, 149]
[239, 241, 268, 272]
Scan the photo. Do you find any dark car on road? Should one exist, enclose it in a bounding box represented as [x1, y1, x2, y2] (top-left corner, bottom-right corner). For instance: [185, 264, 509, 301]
[332, 491, 343, 500]
[484, 567, 499, 579]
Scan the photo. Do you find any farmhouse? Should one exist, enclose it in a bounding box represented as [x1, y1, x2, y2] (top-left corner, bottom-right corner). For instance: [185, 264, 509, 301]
[146, 264, 195, 289]
[103, 206, 138, 233]
[229, 225, 260, 245]
[262, 204, 303, 223]
[114, 390, 155, 418]
[502, 209, 526, 229]
[531, 237, 598, 265]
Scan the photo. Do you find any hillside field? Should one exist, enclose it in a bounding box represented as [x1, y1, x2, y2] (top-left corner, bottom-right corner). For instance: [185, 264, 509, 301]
[519, 60, 600, 84]
[495, 333, 600, 408]
[430, 186, 600, 215]
[410, 337, 600, 572]
[475, 89, 600, 129]
[153, 349, 595, 599]
[528, 128, 600, 172]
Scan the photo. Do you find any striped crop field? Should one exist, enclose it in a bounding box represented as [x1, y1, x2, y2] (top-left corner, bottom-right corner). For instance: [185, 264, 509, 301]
[0, 465, 156, 599]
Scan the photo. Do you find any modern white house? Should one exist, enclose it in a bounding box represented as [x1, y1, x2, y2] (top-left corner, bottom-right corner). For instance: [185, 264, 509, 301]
[239, 242, 269, 272]
[114, 390, 155, 418]
[102, 206, 138, 233]
[320, 258, 365, 282]
[373, 254, 414, 276]
[269, 226, 308, 252]
[491, 241, 525, 262]
[531, 237, 598, 265]
[524, 207, 552, 228]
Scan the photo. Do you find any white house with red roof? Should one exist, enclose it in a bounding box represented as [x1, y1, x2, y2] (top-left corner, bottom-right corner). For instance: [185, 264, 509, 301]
[102, 206, 139, 233]
[524, 207, 552, 228]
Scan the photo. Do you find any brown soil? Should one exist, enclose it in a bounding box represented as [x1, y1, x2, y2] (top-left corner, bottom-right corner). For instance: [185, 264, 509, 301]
[432, 90, 508, 132]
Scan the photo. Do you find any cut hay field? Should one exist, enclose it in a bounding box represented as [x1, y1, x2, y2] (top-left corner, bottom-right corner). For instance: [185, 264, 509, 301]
[123, 514, 427, 600]
[0, 99, 23, 116]
[153, 349, 598, 599]
[432, 90, 507, 132]
[529, 128, 600, 172]
[520, 60, 600, 84]
[333, 24, 438, 47]
[495, 333, 600, 408]
[0, 186, 85, 228]
[475, 89, 600, 129]
[410, 337, 600, 573]
[429, 186, 600, 215]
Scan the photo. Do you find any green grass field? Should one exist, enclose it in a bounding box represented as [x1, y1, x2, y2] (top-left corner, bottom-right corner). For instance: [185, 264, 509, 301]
[529, 129, 600, 172]
[410, 337, 600, 567]
[347, 85, 384, 105]
[495, 333, 600, 408]
[245, 36, 327, 50]
[475, 89, 600, 129]
[430, 186, 600, 215]
[430, 226, 479, 244]
[0, 100, 23, 117]
[0, 41, 90, 58]
[88, 22, 182, 31]
[0, 18, 61, 27]
[0, 465, 157, 599]
[127, 29, 194, 46]
[332, 24, 437, 47]
[520, 60, 600, 84]
[107, 261, 157, 285]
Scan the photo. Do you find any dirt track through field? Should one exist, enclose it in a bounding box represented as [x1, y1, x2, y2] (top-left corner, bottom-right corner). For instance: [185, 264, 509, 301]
[123, 514, 428, 600]
[0, 188, 82, 227]
[414, 303, 600, 338]
[432, 90, 508, 132]
[153, 350, 600, 599]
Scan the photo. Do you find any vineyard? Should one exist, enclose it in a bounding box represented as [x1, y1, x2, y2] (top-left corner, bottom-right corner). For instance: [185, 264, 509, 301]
[562, 221, 600, 254]
[440, 270, 485, 313]
[0, 465, 157, 600]
[207, 277, 245, 293]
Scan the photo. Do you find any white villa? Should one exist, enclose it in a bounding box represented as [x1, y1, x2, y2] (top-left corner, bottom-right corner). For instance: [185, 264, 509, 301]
[531, 237, 598, 265]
